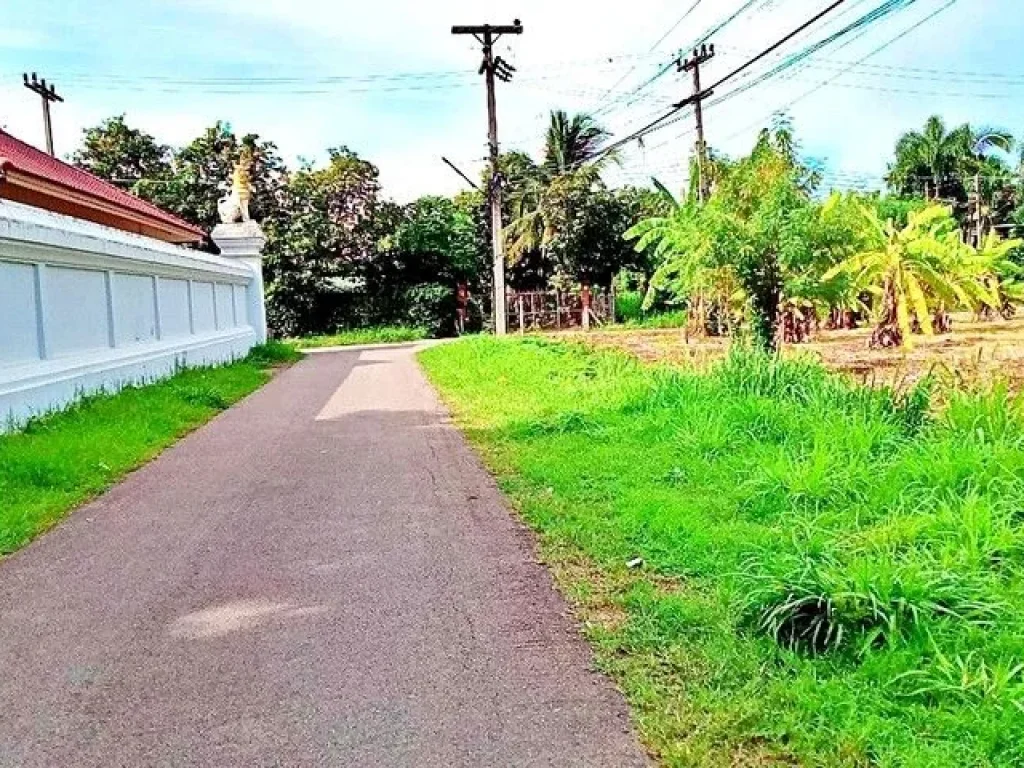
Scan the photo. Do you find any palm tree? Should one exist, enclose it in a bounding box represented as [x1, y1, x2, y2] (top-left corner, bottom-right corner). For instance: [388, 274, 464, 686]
[887, 116, 1014, 201]
[824, 205, 997, 348]
[542, 110, 614, 175]
[505, 110, 613, 264]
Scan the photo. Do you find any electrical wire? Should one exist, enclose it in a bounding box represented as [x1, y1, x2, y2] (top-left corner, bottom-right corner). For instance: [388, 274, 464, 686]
[592, 0, 705, 113]
[711, 0, 962, 148]
[700, 0, 923, 110]
[593, 0, 854, 160]
[593, 0, 779, 120]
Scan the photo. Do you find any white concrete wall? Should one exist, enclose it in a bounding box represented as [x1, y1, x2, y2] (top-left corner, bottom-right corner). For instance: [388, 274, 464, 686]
[0, 200, 265, 431]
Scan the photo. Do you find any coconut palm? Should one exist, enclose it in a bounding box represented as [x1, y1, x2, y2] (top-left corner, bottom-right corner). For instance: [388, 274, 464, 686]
[887, 116, 1014, 201]
[542, 110, 615, 175]
[824, 205, 998, 348]
[505, 110, 613, 264]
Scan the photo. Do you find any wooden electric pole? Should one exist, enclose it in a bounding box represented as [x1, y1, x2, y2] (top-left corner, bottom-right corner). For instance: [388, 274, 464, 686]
[973, 173, 983, 246]
[22, 72, 63, 156]
[451, 20, 523, 336]
[678, 45, 715, 202]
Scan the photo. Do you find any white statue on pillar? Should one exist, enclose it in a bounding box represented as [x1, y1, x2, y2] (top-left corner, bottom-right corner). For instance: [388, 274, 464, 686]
[212, 148, 268, 343]
[217, 147, 253, 225]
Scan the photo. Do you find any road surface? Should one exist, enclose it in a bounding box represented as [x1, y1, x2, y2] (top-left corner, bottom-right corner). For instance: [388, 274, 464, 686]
[0, 344, 647, 767]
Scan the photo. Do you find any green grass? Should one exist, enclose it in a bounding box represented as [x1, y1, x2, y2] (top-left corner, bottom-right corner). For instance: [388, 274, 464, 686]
[614, 290, 688, 329]
[0, 343, 297, 556]
[617, 309, 689, 330]
[420, 336, 1024, 767]
[292, 325, 429, 349]
[616, 290, 645, 322]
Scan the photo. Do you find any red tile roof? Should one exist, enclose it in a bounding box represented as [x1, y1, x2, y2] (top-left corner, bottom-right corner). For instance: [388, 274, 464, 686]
[0, 128, 204, 240]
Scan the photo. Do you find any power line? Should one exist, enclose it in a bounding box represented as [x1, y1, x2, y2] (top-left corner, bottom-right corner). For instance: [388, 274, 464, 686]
[441, 156, 481, 191]
[710, 0, 962, 148]
[784, 76, 1018, 100]
[593, 0, 779, 121]
[595, 0, 854, 160]
[694, 0, 772, 47]
[699, 0, 886, 102]
[717, 44, 1024, 81]
[696, 0, 928, 116]
[592, 0, 705, 113]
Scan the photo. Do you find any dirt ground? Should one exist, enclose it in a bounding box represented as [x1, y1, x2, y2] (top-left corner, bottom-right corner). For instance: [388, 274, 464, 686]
[562, 315, 1024, 392]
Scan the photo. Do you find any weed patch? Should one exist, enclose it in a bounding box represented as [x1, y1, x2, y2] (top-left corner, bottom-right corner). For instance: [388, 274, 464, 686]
[291, 325, 428, 348]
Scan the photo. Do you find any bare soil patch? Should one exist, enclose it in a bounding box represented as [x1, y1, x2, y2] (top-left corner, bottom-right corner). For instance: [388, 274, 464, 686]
[561, 315, 1024, 391]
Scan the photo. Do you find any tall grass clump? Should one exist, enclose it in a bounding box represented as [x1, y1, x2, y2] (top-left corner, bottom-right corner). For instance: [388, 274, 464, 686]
[421, 335, 1024, 767]
[615, 290, 644, 322]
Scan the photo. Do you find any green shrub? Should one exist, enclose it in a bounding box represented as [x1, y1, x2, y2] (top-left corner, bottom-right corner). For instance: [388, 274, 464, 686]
[404, 282, 456, 338]
[617, 309, 688, 329]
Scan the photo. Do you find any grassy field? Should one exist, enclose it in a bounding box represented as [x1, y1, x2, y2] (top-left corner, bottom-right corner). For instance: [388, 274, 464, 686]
[420, 336, 1024, 767]
[291, 325, 428, 348]
[0, 342, 299, 556]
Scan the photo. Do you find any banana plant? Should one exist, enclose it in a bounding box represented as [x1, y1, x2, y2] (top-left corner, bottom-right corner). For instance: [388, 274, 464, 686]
[824, 205, 999, 349]
[968, 231, 1024, 319]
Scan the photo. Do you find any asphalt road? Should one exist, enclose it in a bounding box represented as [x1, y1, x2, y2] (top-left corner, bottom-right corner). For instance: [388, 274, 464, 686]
[0, 344, 647, 767]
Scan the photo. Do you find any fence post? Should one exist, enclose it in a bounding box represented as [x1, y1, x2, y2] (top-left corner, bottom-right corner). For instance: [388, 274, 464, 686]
[517, 295, 525, 334]
[456, 282, 468, 335]
[581, 282, 592, 331]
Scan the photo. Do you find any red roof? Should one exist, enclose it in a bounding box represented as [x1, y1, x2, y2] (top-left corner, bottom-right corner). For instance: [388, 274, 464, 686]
[0, 128, 204, 241]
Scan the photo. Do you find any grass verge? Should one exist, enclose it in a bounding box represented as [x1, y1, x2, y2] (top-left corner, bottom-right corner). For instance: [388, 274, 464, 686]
[291, 325, 428, 349]
[420, 336, 1024, 767]
[0, 342, 299, 555]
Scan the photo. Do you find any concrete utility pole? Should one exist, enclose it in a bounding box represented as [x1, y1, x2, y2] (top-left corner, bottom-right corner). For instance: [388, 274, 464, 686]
[678, 45, 715, 202]
[451, 20, 523, 336]
[22, 73, 63, 156]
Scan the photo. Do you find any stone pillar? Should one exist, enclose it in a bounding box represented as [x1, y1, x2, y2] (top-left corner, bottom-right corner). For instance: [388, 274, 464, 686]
[211, 220, 268, 344]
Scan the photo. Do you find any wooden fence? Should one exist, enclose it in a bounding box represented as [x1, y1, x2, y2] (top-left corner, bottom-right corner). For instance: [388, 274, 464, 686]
[506, 287, 613, 332]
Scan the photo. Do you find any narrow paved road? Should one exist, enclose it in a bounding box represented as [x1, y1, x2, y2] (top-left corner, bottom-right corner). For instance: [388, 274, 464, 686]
[0, 345, 646, 767]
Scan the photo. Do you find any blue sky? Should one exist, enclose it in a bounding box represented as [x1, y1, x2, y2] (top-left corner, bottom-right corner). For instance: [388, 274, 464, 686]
[1, 0, 1021, 202]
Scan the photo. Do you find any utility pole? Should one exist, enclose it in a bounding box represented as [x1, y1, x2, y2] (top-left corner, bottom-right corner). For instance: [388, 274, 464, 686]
[22, 72, 63, 156]
[973, 173, 983, 246]
[451, 19, 523, 336]
[678, 44, 715, 202]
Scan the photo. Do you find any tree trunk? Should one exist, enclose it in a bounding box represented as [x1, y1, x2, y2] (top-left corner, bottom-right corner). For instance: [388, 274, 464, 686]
[689, 293, 708, 337]
[870, 279, 902, 349]
[747, 254, 783, 352]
